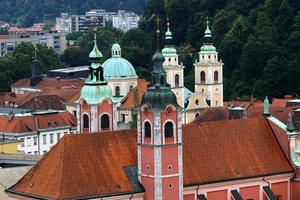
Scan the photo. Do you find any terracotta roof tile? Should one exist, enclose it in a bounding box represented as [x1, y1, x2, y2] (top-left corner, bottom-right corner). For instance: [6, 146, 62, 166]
[121, 79, 149, 109]
[8, 117, 293, 199]
[0, 111, 76, 133]
[183, 117, 293, 186]
[9, 129, 138, 199]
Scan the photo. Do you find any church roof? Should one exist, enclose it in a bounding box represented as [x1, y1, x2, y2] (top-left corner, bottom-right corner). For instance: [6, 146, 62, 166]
[102, 57, 138, 79]
[7, 117, 293, 199]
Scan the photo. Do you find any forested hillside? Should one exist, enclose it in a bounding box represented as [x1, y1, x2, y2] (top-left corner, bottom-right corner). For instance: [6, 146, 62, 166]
[0, 0, 145, 26]
[141, 0, 300, 100]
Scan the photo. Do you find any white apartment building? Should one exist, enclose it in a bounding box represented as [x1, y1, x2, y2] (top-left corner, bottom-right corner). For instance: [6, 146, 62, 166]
[0, 109, 77, 155]
[112, 10, 140, 32]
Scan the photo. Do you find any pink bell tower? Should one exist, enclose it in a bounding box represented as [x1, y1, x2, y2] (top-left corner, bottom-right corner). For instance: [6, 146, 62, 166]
[137, 21, 183, 200]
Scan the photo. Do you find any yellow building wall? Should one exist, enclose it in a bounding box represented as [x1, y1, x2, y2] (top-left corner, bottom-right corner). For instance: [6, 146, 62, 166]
[0, 142, 24, 154]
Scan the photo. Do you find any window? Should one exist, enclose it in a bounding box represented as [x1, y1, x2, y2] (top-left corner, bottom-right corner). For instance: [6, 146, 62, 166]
[83, 114, 89, 129]
[216, 100, 218, 106]
[169, 58, 171, 62]
[101, 114, 110, 129]
[214, 71, 218, 82]
[164, 122, 174, 138]
[129, 85, 133, 91]
[200, 71, 205, 83]
[115, 86, 120, 97]
[57, 133, 61, 141]
[34, 151, 38, 155]
[33, 137, 37, 145]
[175, 74, 179, 87]
[121, 114, 126, 122]
[195, 99, 199, 105]
[168, 165, 172, 171]
[42, 135, 46, 145]
[73, 110, 77, 117]
[50, 134, 54, 144]
[208, 55, 211, 59]
[144, 122, 151, 138]
[27, 137, 31, 146]
[195, 113, 200, 119]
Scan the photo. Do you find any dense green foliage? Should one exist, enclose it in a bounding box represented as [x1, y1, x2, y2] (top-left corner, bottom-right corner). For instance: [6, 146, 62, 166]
[141, 0, 300, 100]
[0, 0, 145, 27]
[0, 43, 61, 91]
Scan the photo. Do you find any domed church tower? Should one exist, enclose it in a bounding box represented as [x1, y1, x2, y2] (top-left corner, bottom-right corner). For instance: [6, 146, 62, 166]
[162, 20, 185, 108]
[77, 32, 118, 133]
[194, 18, 223, 107]
[137, 22, 183, 200]
[102, 43, 138, 98]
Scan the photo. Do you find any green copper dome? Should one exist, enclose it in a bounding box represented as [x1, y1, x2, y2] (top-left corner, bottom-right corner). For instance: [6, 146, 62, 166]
[200, 44, 216, 52]
[103, 57, 137, 79]
[89, 34, 103, 59]
[102, 44, 137, 79]
[162, 47, 177, 56]
[80, 84, 113, 104]
[112, 43, 121, 51]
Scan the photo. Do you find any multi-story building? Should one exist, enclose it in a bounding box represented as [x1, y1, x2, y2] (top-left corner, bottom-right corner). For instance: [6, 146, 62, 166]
[112, 10, 140, 32]
[0, 108, 77, 155]
[55, 13, 72, 33]
[0, 32, 67, 57]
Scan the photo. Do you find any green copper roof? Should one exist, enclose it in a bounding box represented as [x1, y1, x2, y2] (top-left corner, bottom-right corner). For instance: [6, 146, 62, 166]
[165, 27, 172, 40]
[79, 32, 114, 105]
[80, 84, 114, 104]
[112, 43, 121, 51]
[89, 33, 103, 59]
[204, 18, 212, 38]
[162, 47, 177, 56]
[102, 43, 137, 79]
[200, 44, 216, 52]
[141, 48, 180, 110]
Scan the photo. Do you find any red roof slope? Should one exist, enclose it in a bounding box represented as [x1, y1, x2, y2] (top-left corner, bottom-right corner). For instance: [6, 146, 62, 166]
[121, 79, 149, 109]
[0, 111, 76, 133]
[8, 117, 293, 199]
[9, 129, 138, 199]
[183, 117, 293, 186]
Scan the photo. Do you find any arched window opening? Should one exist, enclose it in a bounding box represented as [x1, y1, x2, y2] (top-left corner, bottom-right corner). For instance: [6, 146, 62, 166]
[160, 76, 164, 85]
[175, 74, 179, 87]
[169, 58, 171, 62]
[164, 122, 174, 138]
[83, 114, 89, 129]
[214, 71, 218, 82]
[129, 85, 133, 91]
[101, 114, 110, 129]
[195, 113, 200, 119]
[115, 86, 120, 97]
[200, 71, 206, 83]
[144, 122, 151, 138]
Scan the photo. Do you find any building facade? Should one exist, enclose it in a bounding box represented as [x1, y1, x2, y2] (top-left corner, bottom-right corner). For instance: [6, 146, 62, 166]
[112, 10, 140, 32]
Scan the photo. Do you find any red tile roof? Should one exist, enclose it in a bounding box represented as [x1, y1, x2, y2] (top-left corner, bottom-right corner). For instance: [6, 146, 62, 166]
[8, 117, 293, 199]
[0, 111, 76, 133]
[9, 129, 138, 199]
[120, 79, 149, 109]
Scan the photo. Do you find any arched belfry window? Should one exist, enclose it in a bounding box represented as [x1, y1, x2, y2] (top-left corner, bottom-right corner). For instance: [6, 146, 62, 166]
[175, 74, 179, 87]
[200, 71, 206, 83]
[164, 122, 174, 138]
[214, 71, 218, 82]
[144, 122, 151, 138]
[115, 86, 120, 97]
[83, 114, 89, 129]
[160, 76, 164, 85]
[101, 114, 110, 129]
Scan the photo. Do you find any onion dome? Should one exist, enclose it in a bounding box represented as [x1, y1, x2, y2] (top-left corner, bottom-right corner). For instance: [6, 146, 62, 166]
[80, 32, 114, 104]
[102, 43, 138, 79]
[201, 17, 217, 52]
[141, 24, 180, 110]
[162, 20, 178, 57]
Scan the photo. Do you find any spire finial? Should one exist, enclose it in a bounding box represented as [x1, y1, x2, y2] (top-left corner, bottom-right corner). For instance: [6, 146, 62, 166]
[93, 28, 97, 45]
[263, 96, 270, 116]
[287, 112, 295, 132]
[156, 16, 160, 48]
